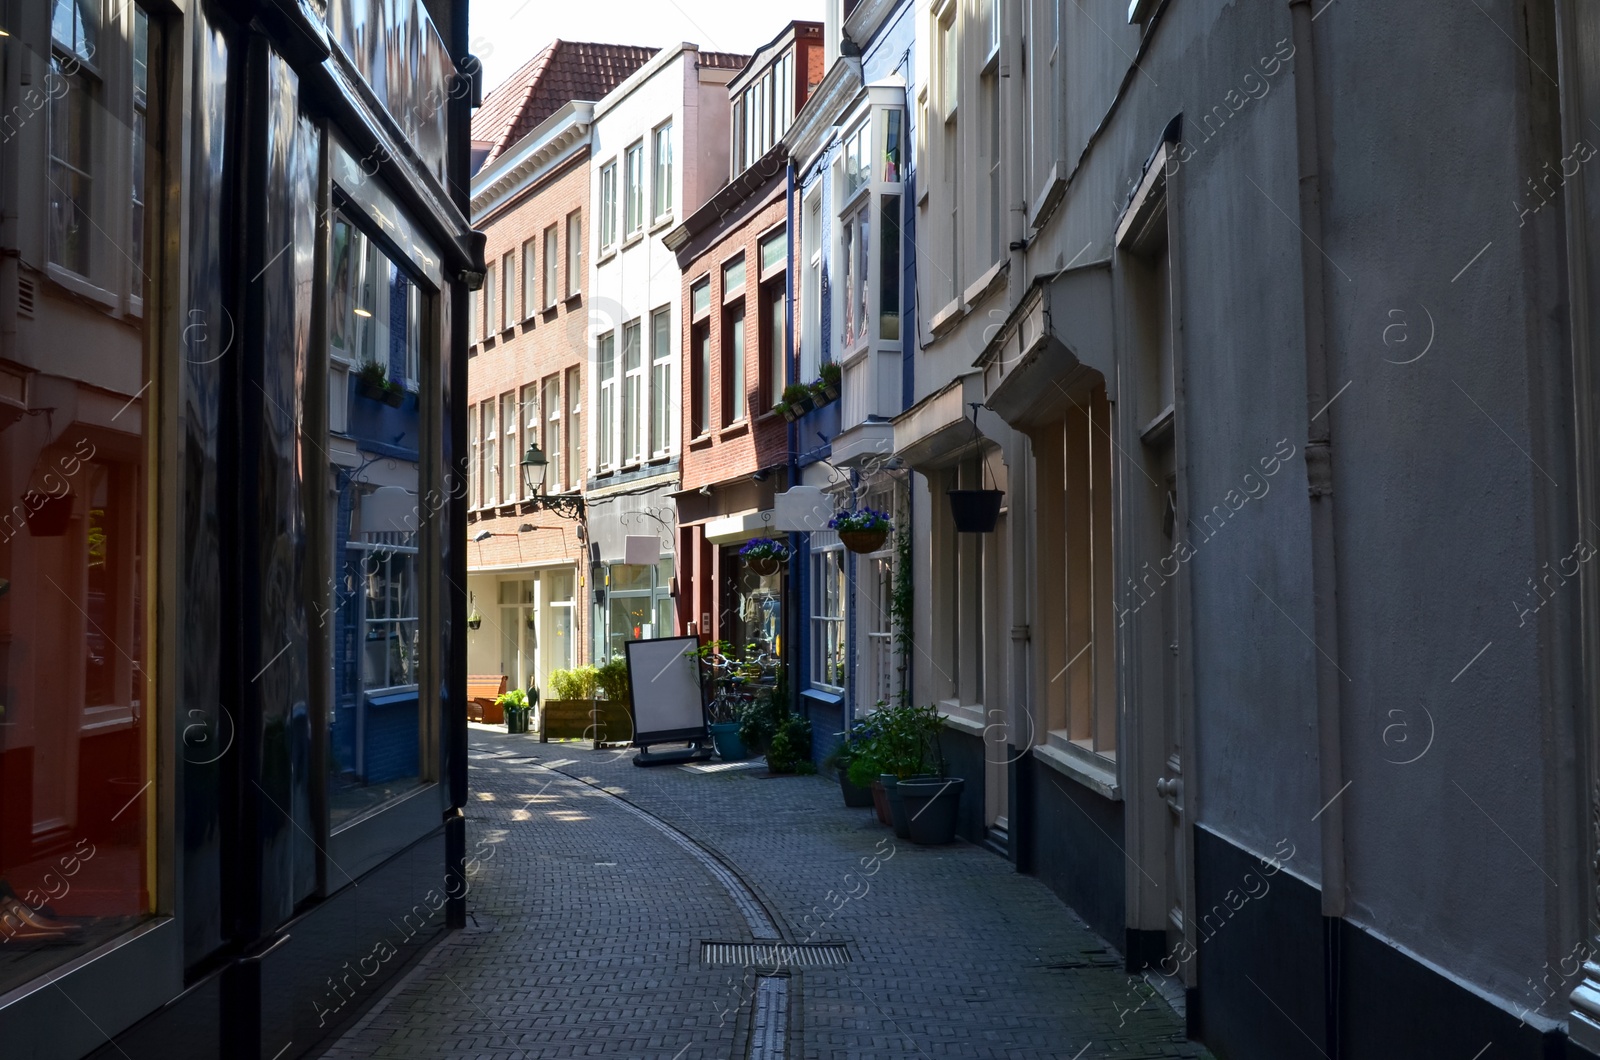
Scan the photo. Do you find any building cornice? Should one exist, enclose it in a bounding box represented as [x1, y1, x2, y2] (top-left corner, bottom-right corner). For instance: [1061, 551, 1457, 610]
[843, 0, 899, 50]
[785, 56, 863, 169]
[470, 102, 594, 221]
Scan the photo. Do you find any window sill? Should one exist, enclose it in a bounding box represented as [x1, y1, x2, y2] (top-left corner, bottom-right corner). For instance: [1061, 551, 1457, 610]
[718, 420, 750, 441]
[1034, 736, 1120, 801]
[520, 314, 538, 327]
[963, 258, 1008, 310]
[688, 433, 714, 451]
[929, 295, 966, 337]
[46, 263, 118, 311]
[937, 702, 987, 738]
[565, 291, 583, 307]
[650, 214, 675, 233]
[598, 246, 618, 266]
[622, 231, 645, 251]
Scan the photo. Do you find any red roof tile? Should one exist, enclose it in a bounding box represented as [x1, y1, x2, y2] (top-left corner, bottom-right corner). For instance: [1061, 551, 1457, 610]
[473, 40, 658, 167]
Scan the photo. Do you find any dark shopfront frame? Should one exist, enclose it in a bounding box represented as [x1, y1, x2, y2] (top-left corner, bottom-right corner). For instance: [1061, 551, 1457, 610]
[0, 1, 479, 1058]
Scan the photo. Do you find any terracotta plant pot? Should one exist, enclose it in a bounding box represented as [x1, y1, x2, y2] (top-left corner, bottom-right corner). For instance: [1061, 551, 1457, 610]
[839, 528, 888, 554]
[871, 779, 892, 826]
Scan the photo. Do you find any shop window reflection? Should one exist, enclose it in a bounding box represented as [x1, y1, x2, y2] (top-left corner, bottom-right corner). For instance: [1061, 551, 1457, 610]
[3, 0, 157, 996]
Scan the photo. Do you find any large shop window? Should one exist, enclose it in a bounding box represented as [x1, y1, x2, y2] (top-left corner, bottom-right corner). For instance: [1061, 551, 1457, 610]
[602, 560, 674, 660]
[329, 214, 428, 828]
[810, 533, 846, 690]
[724, 543, 784, 656]
[3, 0, 160, 996]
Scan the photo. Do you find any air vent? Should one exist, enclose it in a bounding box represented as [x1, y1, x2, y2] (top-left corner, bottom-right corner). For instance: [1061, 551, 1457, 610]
[700, 942, 851, 967]
[17, 277, 35, 319]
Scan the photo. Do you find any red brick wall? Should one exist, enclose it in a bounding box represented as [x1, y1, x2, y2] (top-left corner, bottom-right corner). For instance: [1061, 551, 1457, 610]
[678, 189, 791, 493]
[467, 150, 591, 605]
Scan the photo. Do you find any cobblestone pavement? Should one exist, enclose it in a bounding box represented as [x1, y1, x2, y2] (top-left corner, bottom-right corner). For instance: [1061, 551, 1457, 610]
[321, 729, 1212, 1060]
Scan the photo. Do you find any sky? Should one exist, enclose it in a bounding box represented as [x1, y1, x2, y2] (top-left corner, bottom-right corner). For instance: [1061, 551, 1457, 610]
[468, 0, 827, 94]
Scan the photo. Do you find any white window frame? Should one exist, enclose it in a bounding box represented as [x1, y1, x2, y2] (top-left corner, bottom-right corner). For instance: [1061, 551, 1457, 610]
[542, 374, 562, 493]
[501, 251, 514, 331]
[652, 122, 673, 222]
[501, 392, 518, 503]
[597, 330, 616, 470]
[599, 161, 618, 249]
[566, 210, 582, 297]
[543, 223, 559, 309]
[624, 141, 644, 236]
[521, 238, 537, 320]
[621, 317, 643, 465]
[649, 305, 672, 457]
[483, 396, 500, 505]
[810, 532, 846, 691]
[483, 261, 496, 341]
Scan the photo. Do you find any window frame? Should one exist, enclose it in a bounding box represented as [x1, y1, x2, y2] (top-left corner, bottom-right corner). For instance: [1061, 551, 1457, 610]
[809, 533, 847, 692]
[521, 238, 537, 320]
[566, 210, 582, 297]
[500, 251, 514, 331]
[621, 317, 643, 465]
[543, 223, 559, 310]
[624, 140, 645, 236]
[690, 277, 713, 439]
[599, 161, 618, 249]
[649, 305, 672, 457]
[596, 329, 616, 471]
[652, 121, 673, 222]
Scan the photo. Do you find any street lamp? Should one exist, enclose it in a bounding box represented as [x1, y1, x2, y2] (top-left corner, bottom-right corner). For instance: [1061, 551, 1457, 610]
[520, 442, 585, 521]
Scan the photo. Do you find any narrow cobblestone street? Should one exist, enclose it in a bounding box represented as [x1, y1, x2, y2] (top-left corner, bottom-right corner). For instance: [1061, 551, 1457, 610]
[321, 730, 1209, 1060]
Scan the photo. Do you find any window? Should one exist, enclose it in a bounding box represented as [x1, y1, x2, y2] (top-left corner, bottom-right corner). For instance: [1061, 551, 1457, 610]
[49, 0, 98, 275]
[653, 123, 673, 220]
[731, 96, 745, 175]
[483, 262, 496, 341]
[501, 252, 514, 331]
[691, 278, 712, 437]
[501, 392, 518, 502]
[801, 192, 821, 383]
[521, 238, 537, 319]
[330, 215, 420, 386]
[624, 141, 644, 235]
[839, 202, 869, 351]
[723, 301, 746, 424]
[985, 68, 1001, 264]
[483, 398, 499, 504]
[622, 318, 643, 464]
[940, 8, 959, 116]
[522, 383, 540, 494]
[810, 534, 846, 689]
[543, 223, 558, 309]
[758, 228, 787, 408]
[600, 162, 618, 247]
[597, 330, 616, 469]
[880, 195, 901, 341]
[566, 366, 581, 489]
[542, 375, 562, 492]
[987, 0, 1000, 59]
[650, 306, 672, 456]
[932, 459, 997, 716]
[131, 7, 149, 268]
[566, 211, 582, 297]
[469, 403, 481, 506]
[843, 121, 870, 201]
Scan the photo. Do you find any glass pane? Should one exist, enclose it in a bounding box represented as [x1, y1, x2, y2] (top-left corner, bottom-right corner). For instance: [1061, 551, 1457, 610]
[330, 218, 425, 827]
[3, 12, 154, 991]
[611, 564, 653, 592]
[691, 278, 710, 318]
[760, 229, 785, 274]
[882, 108, 903, 182]
[879, 194, 901, 341]
[723, 255, 745, 296]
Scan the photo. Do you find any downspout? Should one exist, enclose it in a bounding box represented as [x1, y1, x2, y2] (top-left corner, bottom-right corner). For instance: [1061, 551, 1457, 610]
[786, 160, 803, 723]
[1002, 0, 1033, 863]
[1290, 0, 1347, 946]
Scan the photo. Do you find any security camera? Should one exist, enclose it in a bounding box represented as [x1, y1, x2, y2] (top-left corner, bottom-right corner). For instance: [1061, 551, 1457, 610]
[473, 529, 492, 542]
[698, 485, 712, 496]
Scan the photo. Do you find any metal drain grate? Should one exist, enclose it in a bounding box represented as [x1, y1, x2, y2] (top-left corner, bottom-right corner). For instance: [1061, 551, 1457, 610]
[701, 941, 851, 967]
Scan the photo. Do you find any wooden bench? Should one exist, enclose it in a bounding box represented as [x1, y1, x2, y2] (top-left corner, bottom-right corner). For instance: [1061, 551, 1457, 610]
[467, 674, 509, 725]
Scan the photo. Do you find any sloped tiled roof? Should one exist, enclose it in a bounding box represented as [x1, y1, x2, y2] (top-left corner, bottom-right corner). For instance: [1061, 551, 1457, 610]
[698, 50, 751, 70]
[473, 41, 657, 167]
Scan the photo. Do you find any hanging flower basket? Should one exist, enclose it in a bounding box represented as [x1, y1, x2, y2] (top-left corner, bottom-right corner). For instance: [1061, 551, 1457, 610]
[467, 610, 483, 631]
[23, 492, 73, 537]
[947, 489, 1004, 533]
[830, 508, 892, 554]
[740, 537, 789, 576]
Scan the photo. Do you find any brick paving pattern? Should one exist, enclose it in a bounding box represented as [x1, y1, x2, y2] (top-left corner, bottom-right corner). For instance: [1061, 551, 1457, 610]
[321, 729, 1212, 1059]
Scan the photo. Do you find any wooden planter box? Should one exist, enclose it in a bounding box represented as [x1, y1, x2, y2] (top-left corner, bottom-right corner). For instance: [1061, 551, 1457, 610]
[540, 698, 634, 746]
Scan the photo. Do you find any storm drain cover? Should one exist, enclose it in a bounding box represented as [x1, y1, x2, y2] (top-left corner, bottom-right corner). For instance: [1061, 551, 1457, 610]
[701, 941, 851, 967]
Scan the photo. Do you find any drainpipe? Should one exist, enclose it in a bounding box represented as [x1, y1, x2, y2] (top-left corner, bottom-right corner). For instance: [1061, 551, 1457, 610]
[1288, 0, 1347, 921]
[1002, 0, 1033, 861]
[786, 160, 802, 723]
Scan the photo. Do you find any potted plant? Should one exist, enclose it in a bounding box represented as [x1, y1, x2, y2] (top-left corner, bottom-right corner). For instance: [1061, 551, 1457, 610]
[739, 537, 789, 577]
[829, 715, 880, 808]
[830, 507, 892, 554]
[814, 361, 841, 403]
[948, 488, 1004, 533]
[688, 639, 755, 761]
[591, 655, 634, 746]
[780, 382, 816, 421]
[540, 664, 599, 742]
[355, 359, 405, 407]
[498, 688, 531, 734]
[871, 702, 944, 839]
[766, 713, 814, 775]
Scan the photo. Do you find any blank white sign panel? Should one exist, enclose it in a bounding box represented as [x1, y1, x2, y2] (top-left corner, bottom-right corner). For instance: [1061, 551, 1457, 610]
[625, 636, 705, 738]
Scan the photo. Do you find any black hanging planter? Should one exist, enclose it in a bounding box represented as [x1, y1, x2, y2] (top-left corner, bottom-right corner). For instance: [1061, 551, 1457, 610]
[24, 493, 74, 537]
[947, 489, 1003, 533]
